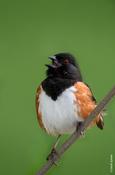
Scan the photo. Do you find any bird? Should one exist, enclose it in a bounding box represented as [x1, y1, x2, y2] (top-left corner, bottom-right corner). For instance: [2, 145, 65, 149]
[35, 53, 104, 160]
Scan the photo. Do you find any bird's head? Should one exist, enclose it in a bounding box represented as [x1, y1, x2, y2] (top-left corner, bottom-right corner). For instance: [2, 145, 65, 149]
[45, 53, 82, 81]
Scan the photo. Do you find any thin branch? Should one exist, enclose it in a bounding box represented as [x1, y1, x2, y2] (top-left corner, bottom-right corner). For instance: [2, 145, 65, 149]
[36, 86, 115, 175]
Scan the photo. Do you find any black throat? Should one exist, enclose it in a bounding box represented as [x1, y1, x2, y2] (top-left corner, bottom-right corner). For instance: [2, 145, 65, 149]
[42, 78, 77, 101]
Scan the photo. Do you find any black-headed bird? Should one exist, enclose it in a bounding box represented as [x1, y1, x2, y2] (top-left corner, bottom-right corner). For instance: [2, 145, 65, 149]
[36, 53, 104, 159]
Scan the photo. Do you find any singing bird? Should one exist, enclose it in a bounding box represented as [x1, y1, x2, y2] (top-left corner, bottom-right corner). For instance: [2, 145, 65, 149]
[36, 53, 104, 158]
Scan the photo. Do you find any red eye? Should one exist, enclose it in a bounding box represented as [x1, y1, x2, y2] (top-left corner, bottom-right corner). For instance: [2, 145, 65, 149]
[64, 59, 69, 64]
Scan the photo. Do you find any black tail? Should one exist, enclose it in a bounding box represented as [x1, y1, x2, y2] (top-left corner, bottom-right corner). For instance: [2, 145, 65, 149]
[96, 114, 104, 130]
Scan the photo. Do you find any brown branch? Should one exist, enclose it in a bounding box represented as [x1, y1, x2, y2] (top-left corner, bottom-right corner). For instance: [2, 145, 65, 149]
[36, 86, 115, 175]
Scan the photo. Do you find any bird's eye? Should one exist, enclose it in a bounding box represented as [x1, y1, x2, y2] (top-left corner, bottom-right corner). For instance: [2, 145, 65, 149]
[64, 59, 69, 64]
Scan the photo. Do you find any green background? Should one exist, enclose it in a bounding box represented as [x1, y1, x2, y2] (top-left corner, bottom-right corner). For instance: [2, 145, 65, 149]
[0, 0, 115, 175]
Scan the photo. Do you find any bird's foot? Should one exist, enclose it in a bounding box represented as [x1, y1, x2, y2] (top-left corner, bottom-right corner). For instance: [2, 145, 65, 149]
[46, 148, 59, 166]
[76, 122, 85, 137]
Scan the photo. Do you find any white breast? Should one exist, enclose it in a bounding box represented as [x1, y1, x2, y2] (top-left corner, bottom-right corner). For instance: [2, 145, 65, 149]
[38, 86, 84, 136]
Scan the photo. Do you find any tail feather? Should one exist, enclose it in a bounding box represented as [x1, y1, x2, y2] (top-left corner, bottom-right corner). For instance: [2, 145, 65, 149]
[96, 112, 104, 130]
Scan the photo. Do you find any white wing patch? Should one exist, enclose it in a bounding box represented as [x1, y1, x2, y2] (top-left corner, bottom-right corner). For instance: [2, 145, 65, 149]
[38, 86, 84, 136]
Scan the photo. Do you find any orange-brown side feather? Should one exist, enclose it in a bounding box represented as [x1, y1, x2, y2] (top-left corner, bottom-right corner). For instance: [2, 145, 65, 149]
[74, 82, 103, 128]
[35, 86, 45, 130]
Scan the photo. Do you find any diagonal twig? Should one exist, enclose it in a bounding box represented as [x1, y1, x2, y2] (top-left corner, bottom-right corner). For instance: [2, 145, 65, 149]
[36, 86, 115, 175]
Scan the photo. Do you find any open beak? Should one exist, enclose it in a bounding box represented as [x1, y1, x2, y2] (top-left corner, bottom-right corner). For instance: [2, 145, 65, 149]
[45, 56, 62, 68]
[48, 56, 57, 61]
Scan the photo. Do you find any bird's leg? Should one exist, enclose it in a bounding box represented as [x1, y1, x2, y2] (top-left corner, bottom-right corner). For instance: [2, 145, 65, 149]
[52, 134, 61, 149]
[46, 135, 61, 164]
[76, 122, 85, 137]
